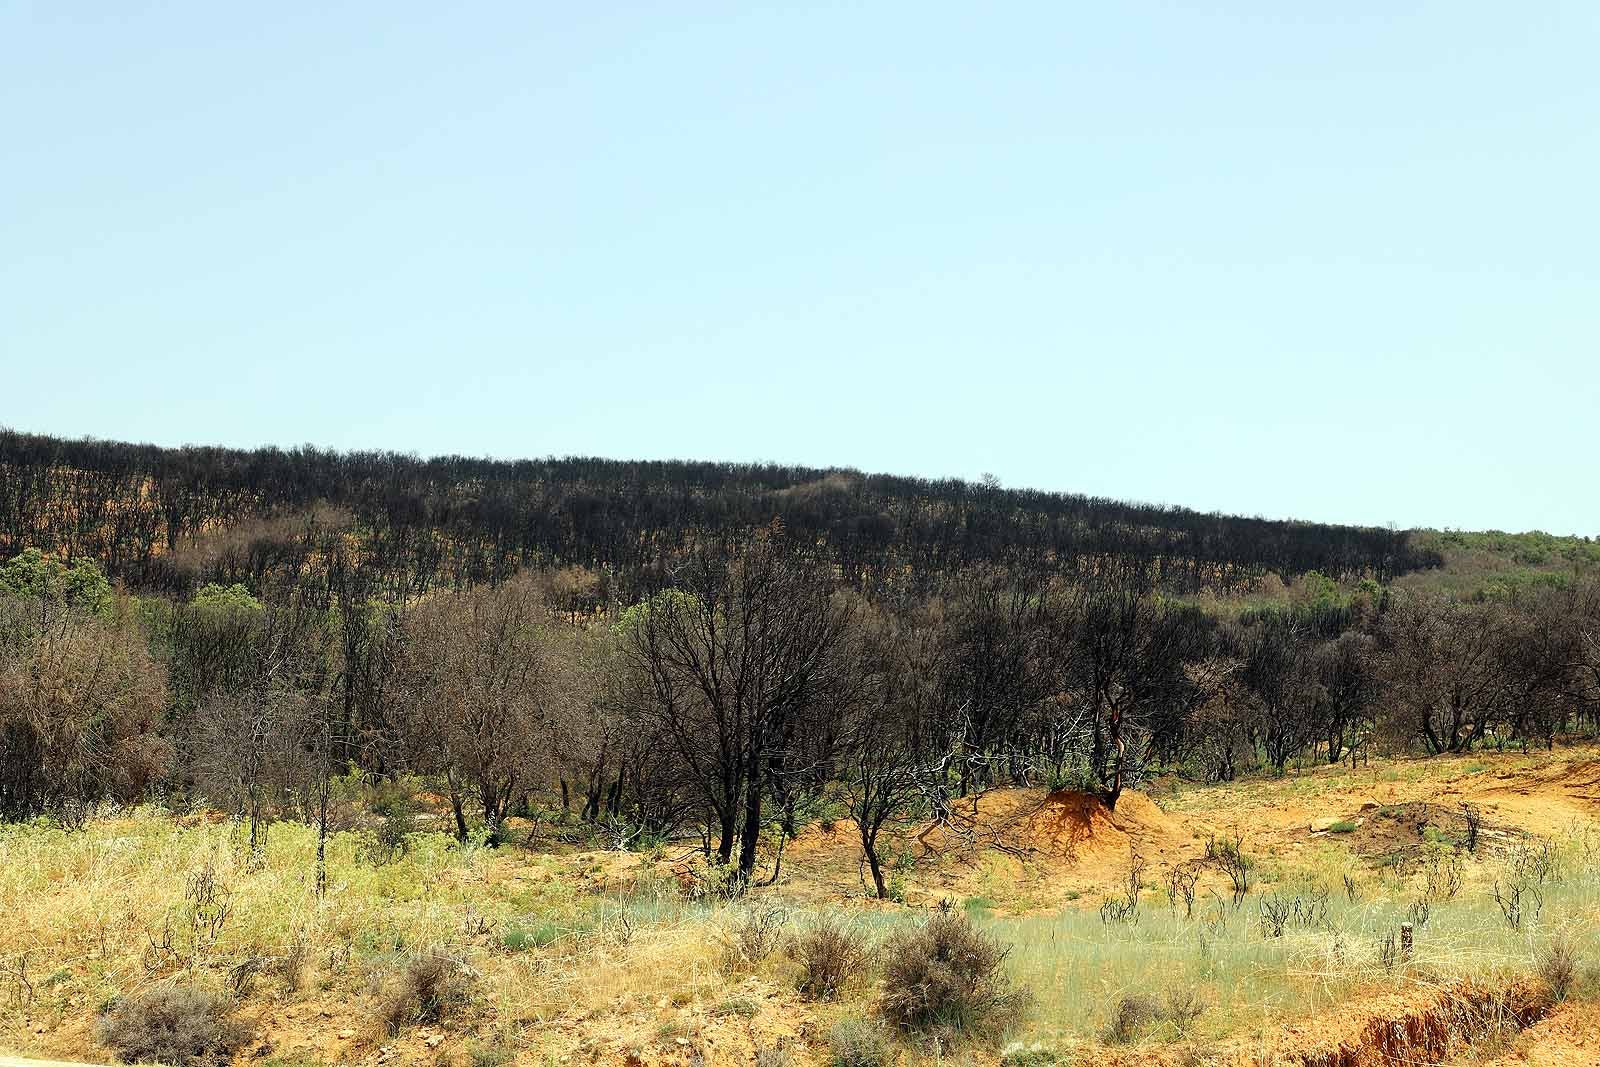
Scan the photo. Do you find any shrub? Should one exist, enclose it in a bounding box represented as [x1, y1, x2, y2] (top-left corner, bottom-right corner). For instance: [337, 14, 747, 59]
[1326, 820, 1358, 834]
[1104, 991, 1161, 1044]
[469, 1039, 514, 1067]
[501, 920, 567, 952]
[363, 803, 415, 865]
[1163, 987, 1207, 1035]
[791, 916, 869, 1000]
[378, 949, 474, 1032]
[879, 910, 1027, 1036]
[95, 983, 252, 1067]
[710, 995, 761, 1018]
[1536, 932, 1579, 1002]
[720, 905, 788, 973]
[278, 930, 310, 992]
[756, 1046, 796, 1067]
[1000, 1041, 1062, 1065]
[827, 1019, 895, 1067]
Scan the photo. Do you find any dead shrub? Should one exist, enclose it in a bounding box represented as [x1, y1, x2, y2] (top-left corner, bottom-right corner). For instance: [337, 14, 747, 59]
[1492, 878, 1542, 930]
[1460, 802, 1482, 852]
[1167, 863, 1200, 917]
[1104, 991, 1161, 1044]
[1163, 987, 1208, 1035]
[879, 910, 1027, 1037]
[95, 983, 252, 1067]
[1204, 833, 1251, 907]
[1376, 930, 1400, 971]
[791, 916, 869, 1000]
[378, 949, 475, 1032]
[1422, 849, 1464, 902]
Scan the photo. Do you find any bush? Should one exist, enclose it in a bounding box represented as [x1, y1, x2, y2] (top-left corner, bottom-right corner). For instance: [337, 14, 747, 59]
[1000, 1041, 1062, 1065]
[468, 1038, 514, 1067]
[363, 803, 415, 865]
[1163, 987, 1207, 1035]
[879, 910, 1027, 1037]
[1536, 932, 1579, 1001]
[1104, 991, 1161, 1044]
[791, 916, 869, 1000]
[95, 983, 252, 1067]
[501, 920, 566, 952]
[827, 1019, 895, 1067]
[755, 1046, 796, 1067]
[378, 949, 474, 1032]
[720, 905, 788, 973]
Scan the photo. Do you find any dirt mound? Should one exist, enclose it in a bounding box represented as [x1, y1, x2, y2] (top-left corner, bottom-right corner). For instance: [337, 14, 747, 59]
[999, 789, 1181, 862]
[778, 788, 1195, 910]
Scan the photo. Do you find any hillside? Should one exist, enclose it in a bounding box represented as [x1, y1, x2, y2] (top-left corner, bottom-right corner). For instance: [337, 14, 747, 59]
[0, 429, 1440, 600]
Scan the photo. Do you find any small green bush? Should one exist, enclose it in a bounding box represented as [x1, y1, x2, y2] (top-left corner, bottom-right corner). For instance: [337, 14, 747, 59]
[469, 1038, 514, 1067]
[1000, 1041, 1062, 1065]
[501, 919, 567, 952]
[1327, 820, 1358, 834]
[710, 996, 761, 1017]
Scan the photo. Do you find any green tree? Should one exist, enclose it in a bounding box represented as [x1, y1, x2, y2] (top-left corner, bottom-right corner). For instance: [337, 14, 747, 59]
[0, 548, 113, 614]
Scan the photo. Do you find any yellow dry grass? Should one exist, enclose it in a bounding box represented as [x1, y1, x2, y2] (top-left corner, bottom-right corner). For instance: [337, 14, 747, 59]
[2, 744, 1598, 1066]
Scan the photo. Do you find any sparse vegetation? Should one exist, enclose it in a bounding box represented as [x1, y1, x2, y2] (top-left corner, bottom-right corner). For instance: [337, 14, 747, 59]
[720, 905, 788, 973]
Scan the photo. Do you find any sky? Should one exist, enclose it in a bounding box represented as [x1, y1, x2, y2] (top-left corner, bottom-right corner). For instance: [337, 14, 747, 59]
[2, 3, 1597, 535]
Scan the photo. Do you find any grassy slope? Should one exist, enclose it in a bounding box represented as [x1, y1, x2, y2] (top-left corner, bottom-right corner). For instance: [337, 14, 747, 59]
[4, 746, 1599, 1067]
[1397, 529, 1599, 599]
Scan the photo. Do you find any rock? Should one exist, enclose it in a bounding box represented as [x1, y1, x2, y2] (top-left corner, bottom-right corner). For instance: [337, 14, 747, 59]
[338, 1029, 356, 1039]
[425, 1034, 445, 1048]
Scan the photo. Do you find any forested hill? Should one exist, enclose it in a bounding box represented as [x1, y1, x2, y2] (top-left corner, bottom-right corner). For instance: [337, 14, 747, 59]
[0, 429, 1438, 598]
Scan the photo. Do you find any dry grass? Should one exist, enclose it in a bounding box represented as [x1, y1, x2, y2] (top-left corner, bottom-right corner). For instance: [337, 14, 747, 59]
[3, 746, 1599, 1066]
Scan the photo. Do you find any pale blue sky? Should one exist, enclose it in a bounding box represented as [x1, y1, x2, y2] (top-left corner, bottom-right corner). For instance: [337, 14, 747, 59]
[3, 3, 1596, 534]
